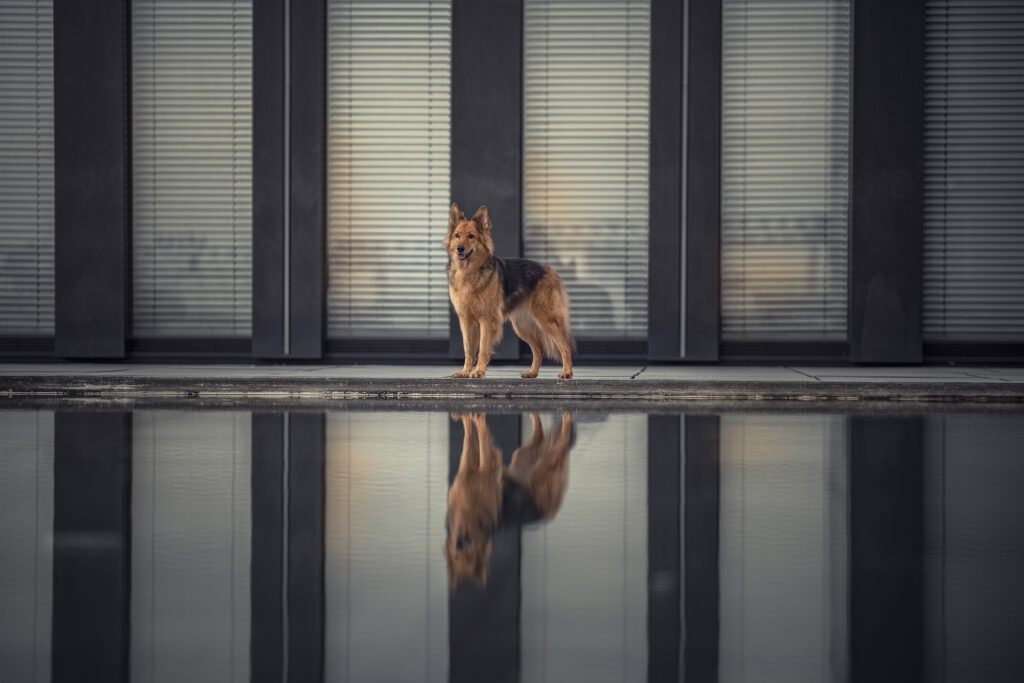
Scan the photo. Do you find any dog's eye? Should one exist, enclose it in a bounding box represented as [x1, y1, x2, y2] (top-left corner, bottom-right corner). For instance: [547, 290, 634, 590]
[468, 234, 475, 240]
[454, 233, 459, 239]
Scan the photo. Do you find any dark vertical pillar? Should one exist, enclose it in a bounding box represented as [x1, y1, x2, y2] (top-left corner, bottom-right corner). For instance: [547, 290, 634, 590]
[448, 413, 521, 683]
[850, 1, 924, 363]
[252, 0, 286, 359]
[287, 1, 325, 359]
[683, 415, 719, 683]
[850, 417, 924, 683]
[647, 0, 684, 360]
[52, 412, 131, 682]
[287, 413, 326, 681]
[53, 0, 127, 358]
[683, 0, 722, 361]
[253, 0, 324, 359]
[648, 415, 682, 682]
[251, 414, 285, 683]
[449, 0, 523, 360]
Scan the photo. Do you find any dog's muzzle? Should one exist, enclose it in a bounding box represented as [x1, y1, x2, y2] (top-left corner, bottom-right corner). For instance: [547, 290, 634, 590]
[456, 248, 473, 262]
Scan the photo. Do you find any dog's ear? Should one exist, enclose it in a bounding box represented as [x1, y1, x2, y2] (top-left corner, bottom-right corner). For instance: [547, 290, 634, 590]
[449, 202, 465, 233]
[472, 205, 492, 232]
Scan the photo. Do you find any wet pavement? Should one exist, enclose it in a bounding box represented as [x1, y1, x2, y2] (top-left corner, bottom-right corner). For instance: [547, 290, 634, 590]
[2, 406, 1023, 681]
[2, 363, 1023, 408]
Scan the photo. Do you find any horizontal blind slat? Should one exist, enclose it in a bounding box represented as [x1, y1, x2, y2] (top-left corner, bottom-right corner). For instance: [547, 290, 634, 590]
[0, 0, 54, 336]
[522, 0, 650, 340]
[721, 0, 850, 343]
[131, 0, 253, 338]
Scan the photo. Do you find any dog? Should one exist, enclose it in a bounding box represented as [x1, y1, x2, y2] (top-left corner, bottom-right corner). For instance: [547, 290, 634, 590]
[446, 202, 575, 379]
[445, 412, 574, 589]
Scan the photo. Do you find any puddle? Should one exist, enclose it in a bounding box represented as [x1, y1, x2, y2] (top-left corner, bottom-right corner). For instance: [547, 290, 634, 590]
[2, 408, 1023, 681]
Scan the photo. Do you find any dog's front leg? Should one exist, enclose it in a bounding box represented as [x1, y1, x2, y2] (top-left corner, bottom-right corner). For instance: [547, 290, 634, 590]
[470, 318, 501, 378]
[454, 317, 479, 378]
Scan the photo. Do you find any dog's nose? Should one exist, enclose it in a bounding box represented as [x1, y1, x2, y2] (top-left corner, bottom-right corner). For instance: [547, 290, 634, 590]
[456, 245, 465, 253]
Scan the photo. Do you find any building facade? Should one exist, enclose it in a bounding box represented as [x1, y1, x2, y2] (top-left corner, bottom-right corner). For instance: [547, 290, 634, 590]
[1, 0, 1021, 362]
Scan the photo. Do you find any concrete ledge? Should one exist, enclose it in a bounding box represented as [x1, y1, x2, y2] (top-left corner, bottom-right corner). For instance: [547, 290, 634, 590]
[2, 369, 1022, 410]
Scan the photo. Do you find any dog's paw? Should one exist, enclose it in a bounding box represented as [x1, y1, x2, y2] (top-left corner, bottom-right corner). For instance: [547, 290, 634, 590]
[452, 370, 470, 378]
[468, 369, 486, 379]
[520, 369, 538, 379]
[558, 370, 573, 380]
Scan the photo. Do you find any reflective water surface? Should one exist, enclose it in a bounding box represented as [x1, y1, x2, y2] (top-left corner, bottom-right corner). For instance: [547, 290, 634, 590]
[1, 408, 1023, 682]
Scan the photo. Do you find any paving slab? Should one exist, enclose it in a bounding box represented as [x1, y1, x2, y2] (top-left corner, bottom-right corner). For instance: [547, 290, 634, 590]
[639, 366, 811, 382]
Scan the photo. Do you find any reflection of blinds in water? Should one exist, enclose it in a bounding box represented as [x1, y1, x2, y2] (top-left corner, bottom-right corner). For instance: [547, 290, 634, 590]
[520, 414, 648, 680]
[0, 1, 54, 336]
[923, 415, 1024, 680]
[0, 412, 53, 683]
[721, 0, 850, 341]
[923, 1, 1024, 342]
[132, 0, 253, 338]
[523, 0, 650, 339]
[324, 412, 448, 680]
[131, 412, 251, 682]
[719, 414, 848, 682]
[326, 0, 452, 339]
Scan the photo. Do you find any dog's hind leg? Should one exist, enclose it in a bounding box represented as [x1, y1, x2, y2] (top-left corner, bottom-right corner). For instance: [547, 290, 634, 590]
[536, 311, 573, 379]
[510, 314, 543, 379]
[454, 316, 479, 378]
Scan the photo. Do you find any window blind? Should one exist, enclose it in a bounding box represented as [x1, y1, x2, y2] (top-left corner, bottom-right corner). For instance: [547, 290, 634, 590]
[327, 0, 452, 339]
[924, 0, 1024, 342]
[0, 0, 54, 336]
[132, 0, 253, 338]
[523, 0, 650, 340]
[721, 0, 850, 342]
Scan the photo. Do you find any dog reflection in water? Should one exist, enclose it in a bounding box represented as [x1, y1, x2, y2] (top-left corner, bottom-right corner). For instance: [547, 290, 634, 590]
[445, 412, 574, 589]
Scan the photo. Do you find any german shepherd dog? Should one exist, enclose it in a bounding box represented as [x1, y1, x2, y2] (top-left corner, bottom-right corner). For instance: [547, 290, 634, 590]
[446, 202, 575, 379]
[445, 412, 574, 589]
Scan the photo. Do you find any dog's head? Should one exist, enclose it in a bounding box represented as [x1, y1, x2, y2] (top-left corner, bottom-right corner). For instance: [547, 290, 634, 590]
[444, 510, 493, 590]
[446, 202, 494, 267]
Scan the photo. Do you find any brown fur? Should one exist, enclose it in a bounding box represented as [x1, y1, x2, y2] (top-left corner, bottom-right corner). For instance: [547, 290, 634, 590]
[505, 412, 573, 519]
[445, 412, 574, 589]
[446, 202, 575, 379]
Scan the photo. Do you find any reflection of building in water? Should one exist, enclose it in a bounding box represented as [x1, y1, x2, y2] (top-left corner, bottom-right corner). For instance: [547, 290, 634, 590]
[0, 412, 53, 682]
[131, 412, 252, 683]
[520, 413, 648, 683]
[718, 414, 848, 683]
[324, 412, 449, 682]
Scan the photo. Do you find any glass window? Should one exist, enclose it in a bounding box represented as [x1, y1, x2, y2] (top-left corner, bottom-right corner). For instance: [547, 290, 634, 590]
[0, 0, 54, 336]
[721, 0, 850, 342]
[132, 0, 253, 338]
[523, 0, 651, 339]
[326, 0, 452, 339]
